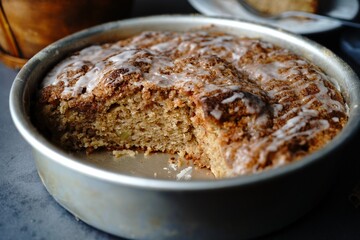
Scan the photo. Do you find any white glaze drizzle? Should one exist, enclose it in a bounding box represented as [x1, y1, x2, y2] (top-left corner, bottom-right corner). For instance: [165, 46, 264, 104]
[42, 31, 347, 175]
[221, 92, 245, 104]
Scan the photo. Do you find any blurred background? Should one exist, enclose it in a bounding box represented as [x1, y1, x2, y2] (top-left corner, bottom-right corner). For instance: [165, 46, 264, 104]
[1, 0, 359, 69]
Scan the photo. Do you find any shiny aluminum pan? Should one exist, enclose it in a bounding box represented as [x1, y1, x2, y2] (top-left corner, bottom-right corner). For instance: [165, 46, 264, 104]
[9, 15, 360, 240]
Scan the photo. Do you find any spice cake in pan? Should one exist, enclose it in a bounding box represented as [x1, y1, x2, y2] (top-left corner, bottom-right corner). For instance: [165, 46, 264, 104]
[35, 31, 348, 178]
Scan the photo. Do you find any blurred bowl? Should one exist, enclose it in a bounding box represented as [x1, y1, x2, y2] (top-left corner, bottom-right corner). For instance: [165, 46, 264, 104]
[0, 0, 133, 69]
[9, 15, 360, 240]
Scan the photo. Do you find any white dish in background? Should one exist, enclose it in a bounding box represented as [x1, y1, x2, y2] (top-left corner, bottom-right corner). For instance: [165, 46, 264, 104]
[188, 0, 359, 34]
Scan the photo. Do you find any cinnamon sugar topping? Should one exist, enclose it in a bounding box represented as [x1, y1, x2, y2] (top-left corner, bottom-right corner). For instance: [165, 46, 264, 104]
[37, 31, 348, 177]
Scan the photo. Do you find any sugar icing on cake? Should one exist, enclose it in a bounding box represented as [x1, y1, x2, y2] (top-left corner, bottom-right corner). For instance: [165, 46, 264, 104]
[36, 31, 348, 178]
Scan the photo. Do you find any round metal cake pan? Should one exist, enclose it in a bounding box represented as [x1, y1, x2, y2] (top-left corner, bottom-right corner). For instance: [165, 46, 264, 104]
[9, 15, 360, 240]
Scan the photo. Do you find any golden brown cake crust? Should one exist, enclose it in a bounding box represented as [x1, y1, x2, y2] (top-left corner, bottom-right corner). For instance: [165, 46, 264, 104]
[36, 31, 348, 177]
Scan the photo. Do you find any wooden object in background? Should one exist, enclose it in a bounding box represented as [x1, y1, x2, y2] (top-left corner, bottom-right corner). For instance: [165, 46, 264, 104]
[0, 0, 133, 69]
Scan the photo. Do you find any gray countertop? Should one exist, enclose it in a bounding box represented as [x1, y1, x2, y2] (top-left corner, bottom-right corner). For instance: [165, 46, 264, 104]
[1, 1, 360, 239]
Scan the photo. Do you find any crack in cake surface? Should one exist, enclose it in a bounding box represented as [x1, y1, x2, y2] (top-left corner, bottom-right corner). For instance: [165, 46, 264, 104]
[36, 31, 348, 178]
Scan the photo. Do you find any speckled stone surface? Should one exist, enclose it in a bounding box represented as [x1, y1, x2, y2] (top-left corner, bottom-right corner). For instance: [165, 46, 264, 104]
[1, 1, 360, 239]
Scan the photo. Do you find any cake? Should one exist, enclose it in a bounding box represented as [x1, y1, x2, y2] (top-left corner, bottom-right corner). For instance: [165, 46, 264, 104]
[244, 0, 318, 15]
[35, 30, 348, 178]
